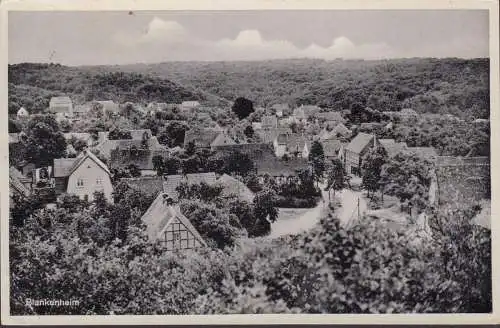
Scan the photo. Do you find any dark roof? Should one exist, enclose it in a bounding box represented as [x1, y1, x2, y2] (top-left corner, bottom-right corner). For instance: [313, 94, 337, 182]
[110, 148, 170, 171]
[121, 176, 165, 196]
[346, 133, 375, 154]
[255, 157, 309, 177]
[214, 143, 276, 163]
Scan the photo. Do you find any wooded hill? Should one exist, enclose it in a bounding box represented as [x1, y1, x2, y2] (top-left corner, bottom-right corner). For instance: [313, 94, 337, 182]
[110, 57, 490, 119]
[8, 63, 228, 114]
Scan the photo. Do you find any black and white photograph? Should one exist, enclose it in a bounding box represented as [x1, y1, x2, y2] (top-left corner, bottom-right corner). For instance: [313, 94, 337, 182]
[2, 0, 498, 324]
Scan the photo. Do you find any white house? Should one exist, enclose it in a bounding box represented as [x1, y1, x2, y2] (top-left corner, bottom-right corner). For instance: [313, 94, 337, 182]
[16, 107, 29, 119]
[49, 96, 73, 118]
[53, 150, 113, 203]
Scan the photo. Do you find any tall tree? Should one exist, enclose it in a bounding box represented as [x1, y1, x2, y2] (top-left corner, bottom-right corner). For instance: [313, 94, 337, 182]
[23, 114, 67, 167]
[232, 97, 254, 120]
[326, 158, 346, 199]
[361, 146, 387, 198]
[308, 141, 326, 185]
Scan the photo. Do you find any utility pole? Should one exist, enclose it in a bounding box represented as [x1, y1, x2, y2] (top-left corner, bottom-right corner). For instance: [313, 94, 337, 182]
[357, 197, 360, 220]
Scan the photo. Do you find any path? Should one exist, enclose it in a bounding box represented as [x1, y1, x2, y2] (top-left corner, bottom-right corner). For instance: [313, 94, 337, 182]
[268, 183, 329, 238]
[336, 188, 368, 228]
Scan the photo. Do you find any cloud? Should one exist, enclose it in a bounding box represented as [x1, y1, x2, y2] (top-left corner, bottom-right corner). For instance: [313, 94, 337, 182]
[110, 17, 437, 63]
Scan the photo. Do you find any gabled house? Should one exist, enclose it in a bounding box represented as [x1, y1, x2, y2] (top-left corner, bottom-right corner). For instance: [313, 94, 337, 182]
[184, 128, 221, 149]
[17, 107, 29, 119]
[53, 150, 113, 203]
[344, 132, 377, 176]
[262, 115, 278, 129]
[49, 96, 73, 118]
[163, 172, 217, 202]
[141, 200, 207, 251]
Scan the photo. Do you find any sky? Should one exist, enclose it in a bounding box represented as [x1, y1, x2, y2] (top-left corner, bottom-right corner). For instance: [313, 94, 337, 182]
[8, 10, 489, 65]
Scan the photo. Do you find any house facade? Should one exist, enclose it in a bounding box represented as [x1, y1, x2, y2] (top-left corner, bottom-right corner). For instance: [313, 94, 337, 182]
[54, 150, 113, 203]
[49, 96, 73, 118]
[344, 132, 377, 176]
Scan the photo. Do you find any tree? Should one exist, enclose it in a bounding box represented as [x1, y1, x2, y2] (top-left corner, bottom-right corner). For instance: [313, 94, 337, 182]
[158, 121, 189, 147]
[9, 119, 21, 133]
[308, 141, 325, 185]
[243, 125, 254, 139]
[232, 97, 254, 120]
[152, 155, 164, 175]
[361, 146, 387, 199]
[326, 158, 346, 199]
[108, 126, 132, 140]
[23, 114, 67, 167]
[127, 164, 141, 178]
[253, 189, 279, 236]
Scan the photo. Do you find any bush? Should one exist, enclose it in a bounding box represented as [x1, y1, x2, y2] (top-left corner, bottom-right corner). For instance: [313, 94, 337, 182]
[274, 196, 319, 208]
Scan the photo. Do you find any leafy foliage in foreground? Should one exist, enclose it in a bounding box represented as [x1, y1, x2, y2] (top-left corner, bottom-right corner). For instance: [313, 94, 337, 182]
[10, 191, 490, 314]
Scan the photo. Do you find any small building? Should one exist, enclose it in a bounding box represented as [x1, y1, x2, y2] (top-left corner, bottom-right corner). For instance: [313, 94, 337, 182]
[183, 128, 221, 149]
[16, 107, 29, 119]
[49, 96, 73, 118]
[344, 132, 377, 176]
[274, 133, 310, 158]
[53, 150, 113, 203]
[141, 200, 207, 251]
[321, 139, 344, 161]
[255, 157, 310, 184]
[10, 166, 32, 200]
[262, 115, 278, 129]
[252, 122, 263, 130]
[181, 101, 201, 111]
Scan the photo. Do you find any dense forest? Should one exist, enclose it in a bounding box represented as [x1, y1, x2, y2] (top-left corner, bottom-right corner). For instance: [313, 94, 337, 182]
[8, 63, 228, 114]
[109, 58, 490, 119]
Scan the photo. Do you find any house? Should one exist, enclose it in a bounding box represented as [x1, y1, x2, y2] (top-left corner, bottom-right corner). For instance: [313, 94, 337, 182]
[10, 167, 32, 208]
[271, 103, 290, 117]
[210, 131, 237, 149]
[217, 174, 255, 203]
[262, 115, 278, 129]
[181, 101, 200, 111]
[49, 96, 73, 118]
[344, 132, 377, 176]
[378, 139, 408, 157]
[255, 157, 310, 184]
[292, 107, 306, 122]
[330, 123, 352, 139]
[274, 133, 310, 158]
[53, 150, 113, 203]
[96, 100, 120, 115]
[163, 172, 217, 202]
[141, 200, 207, 251]
[94, 130, 163, 160]
[321, 139, 344, 160]
[17, 107, 29, 119]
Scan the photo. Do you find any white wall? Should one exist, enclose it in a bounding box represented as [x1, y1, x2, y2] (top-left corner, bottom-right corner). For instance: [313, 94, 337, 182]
[67, 157, 113, 203]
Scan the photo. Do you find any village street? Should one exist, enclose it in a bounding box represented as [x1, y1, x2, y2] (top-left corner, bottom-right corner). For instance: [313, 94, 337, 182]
[269, 182, 369, 238]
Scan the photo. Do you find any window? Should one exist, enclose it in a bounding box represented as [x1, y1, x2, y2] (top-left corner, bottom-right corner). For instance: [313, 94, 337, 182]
[96, 177, 103, 185]
[77, 178, 84, 187]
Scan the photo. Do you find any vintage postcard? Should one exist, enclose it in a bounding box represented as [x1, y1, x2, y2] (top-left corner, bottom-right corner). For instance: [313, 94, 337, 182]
[1, 0, 498, 325]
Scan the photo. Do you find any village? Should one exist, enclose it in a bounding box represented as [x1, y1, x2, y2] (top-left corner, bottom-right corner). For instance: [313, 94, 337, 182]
[9, 94, 490, 250]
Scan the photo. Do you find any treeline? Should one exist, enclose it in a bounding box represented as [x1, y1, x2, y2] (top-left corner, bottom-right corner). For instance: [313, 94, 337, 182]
[114, 58, 490, 119]
[8, 63, 227, 114]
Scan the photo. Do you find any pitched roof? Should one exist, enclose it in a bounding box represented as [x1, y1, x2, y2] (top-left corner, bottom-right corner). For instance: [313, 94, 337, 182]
[96, 136, 164, 160]
[211, 132, 237, 147]
[184, 128, 220, 148]
[130, 129, 152, 140]
[17, 107, 29, 116]
[10, 167, 31, 197]
[163, 172, 217, 201]
[96, 100, 119, 113]
[49, 96, 72, 106]
[271, 103, 290, 111]
[293, 107, 306, 119]
[346, 132, 375, 154]
[255, 157, 309, 177]
[217, 174, 255, 203]
[285, 134, 310, 152]
[321, 139, 343, 157]
[214, 143, 276, 163]
[121, 176, 165, 197]
[141, 201, 207, 246]
[315, 111, 344, 122]
[53, 150, 110, 178]
[262, 115, 278, 128]
[331, 123, 352, 137]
